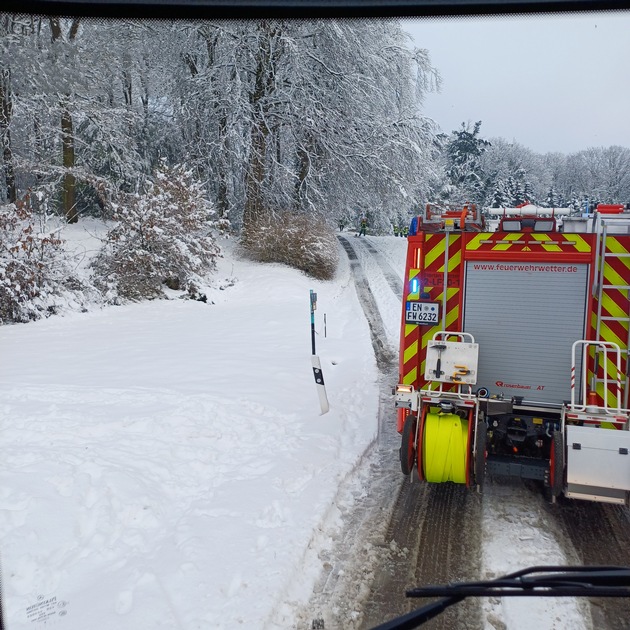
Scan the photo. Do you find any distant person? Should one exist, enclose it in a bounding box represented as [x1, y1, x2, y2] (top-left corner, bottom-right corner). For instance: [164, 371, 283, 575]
[357, 214, 368, 237]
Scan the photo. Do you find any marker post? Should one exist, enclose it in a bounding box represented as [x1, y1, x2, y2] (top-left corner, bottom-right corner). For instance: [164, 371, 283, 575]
[310, 290, 330, 414]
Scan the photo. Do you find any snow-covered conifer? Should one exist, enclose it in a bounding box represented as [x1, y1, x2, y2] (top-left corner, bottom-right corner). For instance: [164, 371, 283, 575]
[442, 121, 490, 205]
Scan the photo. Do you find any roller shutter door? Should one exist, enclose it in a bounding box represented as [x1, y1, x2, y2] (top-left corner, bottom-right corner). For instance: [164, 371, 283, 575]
[463, 261, 588, 404]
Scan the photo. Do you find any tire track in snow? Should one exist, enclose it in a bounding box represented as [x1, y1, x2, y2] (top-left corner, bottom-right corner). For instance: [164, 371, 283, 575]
[298, 236, 483, 630]
[349, 237, 403, 299]
[295, 237, 405, 629]
[337, 236, 396, 373]
[340, 235, 483, 629]
[546, 498, 630, 629]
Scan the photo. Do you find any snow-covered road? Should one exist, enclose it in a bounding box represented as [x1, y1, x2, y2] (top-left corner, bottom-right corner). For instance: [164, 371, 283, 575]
[334, 235, 591, 630]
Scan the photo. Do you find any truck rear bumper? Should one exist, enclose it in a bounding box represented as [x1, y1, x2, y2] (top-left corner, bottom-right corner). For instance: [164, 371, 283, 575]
[486, 454, 547, 482]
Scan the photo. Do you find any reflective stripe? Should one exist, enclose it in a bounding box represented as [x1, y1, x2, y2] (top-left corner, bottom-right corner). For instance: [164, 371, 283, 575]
[447, 247, 461, 271]
[417, 234, 463, 390]
[572, 234, 591, 253]
[466, 231, 593, 253]
[601, 291, 627, 319]
[466, 233, 487, 251]
[403, 367, 417, 386]
[492, 232, 522, 251]
[596, 382, 620, 411]
[424, 235, 445, 268]
[404, 339, 418, 365]
[591, 234, 629, 414]
[599, 320, 627, 350]
[606, 236, 630, 257]
[529, 233, 563, 252]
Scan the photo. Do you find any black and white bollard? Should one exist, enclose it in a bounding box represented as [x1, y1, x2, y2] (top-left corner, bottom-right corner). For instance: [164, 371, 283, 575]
[310, 290, 330, 414]
[311, 354, 329, 414]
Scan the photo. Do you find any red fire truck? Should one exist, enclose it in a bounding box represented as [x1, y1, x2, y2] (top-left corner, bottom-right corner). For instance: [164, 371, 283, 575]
[394, 202, 630, 503]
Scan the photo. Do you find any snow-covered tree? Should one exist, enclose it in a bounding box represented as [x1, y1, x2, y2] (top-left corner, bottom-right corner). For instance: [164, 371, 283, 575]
[440, 121, 490, 205]
[0, 15, 17, 203]
[543, 185, 567, 208]
[488, 178, 510, 208]
[0, 195, 70, 323]
[230, 20, 440, 244]
[91, 163, 220, 301]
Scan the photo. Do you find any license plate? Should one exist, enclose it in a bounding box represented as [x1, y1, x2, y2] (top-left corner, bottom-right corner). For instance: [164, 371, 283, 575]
[405, 301, 439, 325]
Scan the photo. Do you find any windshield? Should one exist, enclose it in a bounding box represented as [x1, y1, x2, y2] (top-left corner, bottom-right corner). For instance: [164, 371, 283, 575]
[1, 7, 629, 630]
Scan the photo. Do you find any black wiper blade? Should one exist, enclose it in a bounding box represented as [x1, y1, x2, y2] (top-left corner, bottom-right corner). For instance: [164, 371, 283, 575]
[407, 565, 630, 598]
[409, 584, 630, 598]
[371, 566, 630, 630]
[370, 595, 464, 630]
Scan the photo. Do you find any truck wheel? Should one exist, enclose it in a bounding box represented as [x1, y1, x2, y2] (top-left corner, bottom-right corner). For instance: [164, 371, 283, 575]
[400, 414, 417, 476]
[474, 420, 487, 490]
[416, 408, 427, 481]
[549, 430, 564, 499]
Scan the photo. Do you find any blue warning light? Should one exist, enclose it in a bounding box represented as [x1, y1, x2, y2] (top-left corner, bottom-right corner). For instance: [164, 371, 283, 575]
[410, 278, 419, 294]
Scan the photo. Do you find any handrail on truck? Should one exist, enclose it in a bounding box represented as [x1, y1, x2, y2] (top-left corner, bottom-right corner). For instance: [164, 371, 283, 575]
[570, 340, 629, 419]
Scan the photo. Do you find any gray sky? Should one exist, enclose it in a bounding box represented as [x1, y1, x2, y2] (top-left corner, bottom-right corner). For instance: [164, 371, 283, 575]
[403, 11, 630, 155]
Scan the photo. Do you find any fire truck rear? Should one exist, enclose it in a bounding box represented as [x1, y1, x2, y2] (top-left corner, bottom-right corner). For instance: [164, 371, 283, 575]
[394, 202, 630, 504]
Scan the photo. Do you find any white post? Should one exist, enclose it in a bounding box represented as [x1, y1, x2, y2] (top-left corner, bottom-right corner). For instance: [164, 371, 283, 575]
[310, 290, 330, 414]
[311, 354, 330, 415]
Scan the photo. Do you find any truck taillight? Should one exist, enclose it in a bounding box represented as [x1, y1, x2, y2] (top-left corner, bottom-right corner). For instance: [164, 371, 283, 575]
[396, 384, 414, 394]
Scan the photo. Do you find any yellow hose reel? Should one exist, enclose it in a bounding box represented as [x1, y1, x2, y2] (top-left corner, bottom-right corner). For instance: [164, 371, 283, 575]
[422, 411, 470, 484]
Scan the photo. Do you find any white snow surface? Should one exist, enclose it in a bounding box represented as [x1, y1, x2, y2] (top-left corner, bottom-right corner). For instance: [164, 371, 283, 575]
[0, 226, 589, 629]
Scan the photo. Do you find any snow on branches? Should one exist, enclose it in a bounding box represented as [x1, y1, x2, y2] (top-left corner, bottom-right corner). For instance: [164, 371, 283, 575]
[0, 196, 70, 323]
[91, 163, 221, 302]
[244, 211, 339, 281]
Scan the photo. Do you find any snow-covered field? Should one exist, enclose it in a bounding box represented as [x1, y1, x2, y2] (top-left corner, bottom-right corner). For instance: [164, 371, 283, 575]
[1, 223, 380, 629]
[1, 226, 590, 629]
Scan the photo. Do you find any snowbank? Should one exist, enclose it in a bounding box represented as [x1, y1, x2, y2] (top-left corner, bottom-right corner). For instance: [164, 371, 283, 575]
[0, 228, 378, 629]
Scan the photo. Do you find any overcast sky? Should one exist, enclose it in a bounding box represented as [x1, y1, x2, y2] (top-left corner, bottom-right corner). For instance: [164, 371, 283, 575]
[403, 11, 630, 155]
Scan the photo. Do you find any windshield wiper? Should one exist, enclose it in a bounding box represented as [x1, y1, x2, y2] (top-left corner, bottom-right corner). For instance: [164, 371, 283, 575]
[371, 566, 630, 630]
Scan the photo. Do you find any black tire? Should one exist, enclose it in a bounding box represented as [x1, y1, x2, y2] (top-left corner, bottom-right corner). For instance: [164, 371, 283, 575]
[474, 420, 487, 489]
[548, 429, 564, 499]
[400, 414, 417, 476]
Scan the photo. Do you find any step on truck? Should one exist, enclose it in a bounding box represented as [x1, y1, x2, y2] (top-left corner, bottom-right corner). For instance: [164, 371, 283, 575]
[394, 202, 630, 504]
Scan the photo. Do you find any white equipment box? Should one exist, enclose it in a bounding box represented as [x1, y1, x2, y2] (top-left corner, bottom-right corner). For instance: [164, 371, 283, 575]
[424, 340, 479, 385]
[565, 424, 630, 503]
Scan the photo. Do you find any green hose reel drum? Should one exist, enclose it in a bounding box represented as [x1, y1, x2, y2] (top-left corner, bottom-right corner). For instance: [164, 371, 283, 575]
[422, 410, 470, 484]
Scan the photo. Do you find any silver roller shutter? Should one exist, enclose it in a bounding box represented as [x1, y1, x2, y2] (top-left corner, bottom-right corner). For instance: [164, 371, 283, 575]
[463, 261, 589, 404]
